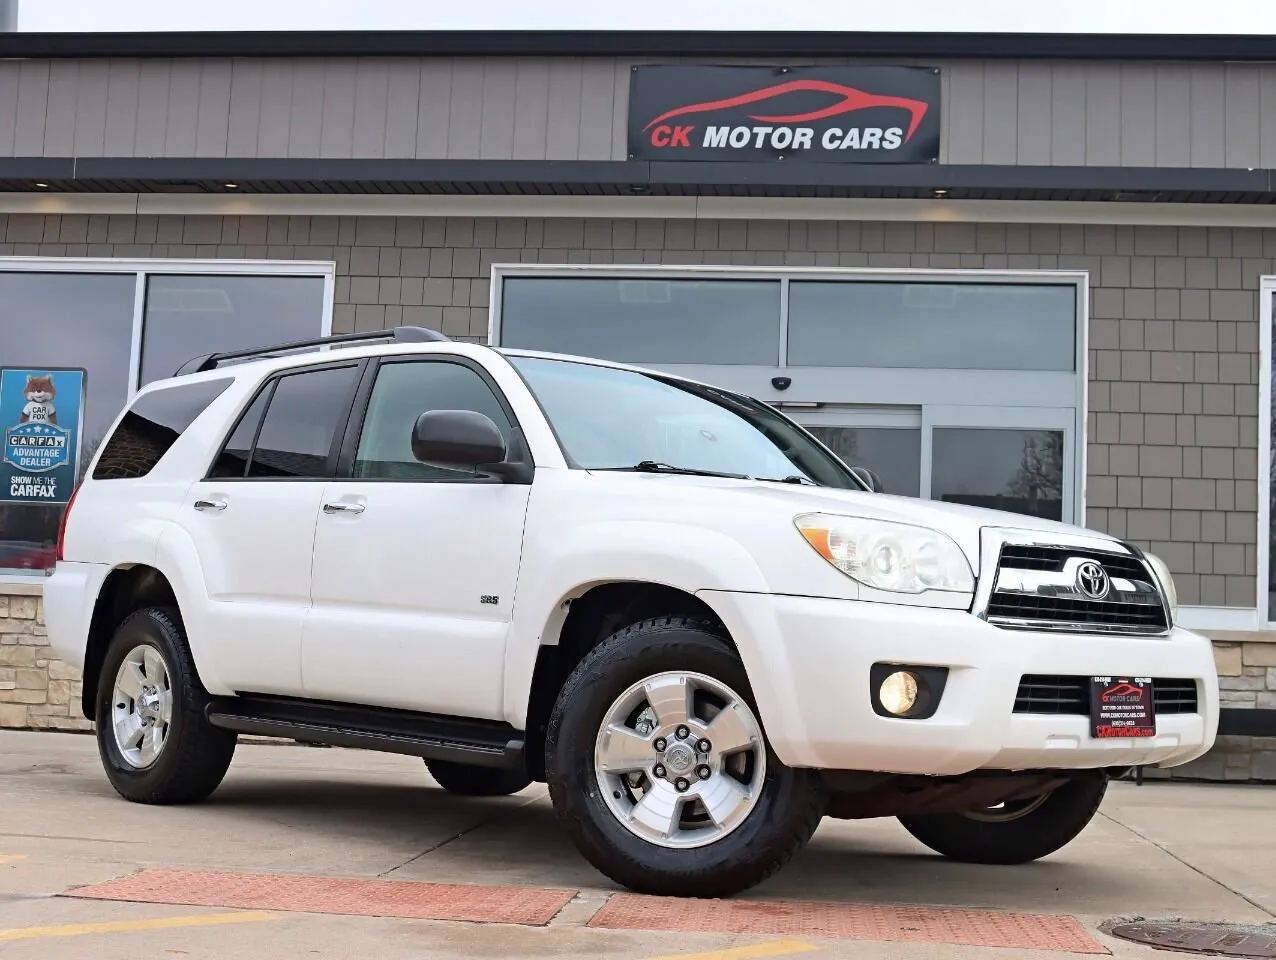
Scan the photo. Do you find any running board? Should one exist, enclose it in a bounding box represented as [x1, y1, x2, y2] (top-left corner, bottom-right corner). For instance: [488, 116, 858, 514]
[205, 694, 525, 770]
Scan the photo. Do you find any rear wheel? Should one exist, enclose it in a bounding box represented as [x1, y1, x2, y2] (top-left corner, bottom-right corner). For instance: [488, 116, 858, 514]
[426, 760, 531, 796]
[545, 617, 825, 898]
[898, 773, 1108, 864]
[95, 606, 236, 805]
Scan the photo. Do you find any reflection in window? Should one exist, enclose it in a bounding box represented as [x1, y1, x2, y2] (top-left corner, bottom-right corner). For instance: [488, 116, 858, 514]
[500, 277, 782, 365]
[0, 272, 136, 574]
[804, 426, 922, 498]
[931, 428, 1065, 522]
[354, 361, 514, 480]
[140, 275, 327, 385]
[788, 282, 1076, 371]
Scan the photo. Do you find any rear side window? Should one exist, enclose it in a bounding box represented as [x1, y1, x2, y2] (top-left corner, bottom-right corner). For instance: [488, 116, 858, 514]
[93, 378, 233, 480]
[207, 364, 361, 480]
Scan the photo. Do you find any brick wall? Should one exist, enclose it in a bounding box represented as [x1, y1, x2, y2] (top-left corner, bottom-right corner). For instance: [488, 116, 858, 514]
[0, 587, 88, 731]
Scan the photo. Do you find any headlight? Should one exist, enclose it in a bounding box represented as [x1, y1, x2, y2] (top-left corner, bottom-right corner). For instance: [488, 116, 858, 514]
[794, 513, 975, 595]
[1145, 552, 1179, 622]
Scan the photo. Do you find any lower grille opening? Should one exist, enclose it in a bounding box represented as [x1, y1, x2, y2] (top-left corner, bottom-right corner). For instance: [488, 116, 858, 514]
[1013, 675, 1199, 716]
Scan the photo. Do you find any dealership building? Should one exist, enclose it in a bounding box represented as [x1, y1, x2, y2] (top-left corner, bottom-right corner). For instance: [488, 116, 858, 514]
[0, 28, 1273, 781]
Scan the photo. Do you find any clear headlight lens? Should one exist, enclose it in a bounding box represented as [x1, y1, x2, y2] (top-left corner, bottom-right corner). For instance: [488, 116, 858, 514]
[1145, 552, 1179, 622]
[794, 513, 975, 595]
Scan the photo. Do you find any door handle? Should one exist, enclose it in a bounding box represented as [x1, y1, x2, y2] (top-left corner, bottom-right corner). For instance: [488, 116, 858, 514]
[322, 501, 365, 515]
[193, 498, 227, 512]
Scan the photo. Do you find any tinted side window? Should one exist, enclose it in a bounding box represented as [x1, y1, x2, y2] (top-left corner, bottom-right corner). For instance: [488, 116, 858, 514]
[354, 361, 514, 480]
[248, 366, 360, 479]
[93, 378, 233, 480]
[207, 386, 272, 479]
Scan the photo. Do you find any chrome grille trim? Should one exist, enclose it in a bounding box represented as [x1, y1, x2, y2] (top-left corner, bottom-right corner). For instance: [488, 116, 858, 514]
[972, 528, 1172, 637]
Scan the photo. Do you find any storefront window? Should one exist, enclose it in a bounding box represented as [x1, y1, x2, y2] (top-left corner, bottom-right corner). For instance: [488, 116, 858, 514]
[0, 262, 332, 577]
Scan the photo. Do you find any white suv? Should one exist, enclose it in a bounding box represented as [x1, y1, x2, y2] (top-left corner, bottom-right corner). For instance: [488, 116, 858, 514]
[45, 326, 1218, 898]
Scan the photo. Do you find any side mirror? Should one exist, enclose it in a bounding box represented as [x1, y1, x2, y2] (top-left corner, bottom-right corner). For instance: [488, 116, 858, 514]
[851, 466, 883, 493]
[411, 410, 507, 471]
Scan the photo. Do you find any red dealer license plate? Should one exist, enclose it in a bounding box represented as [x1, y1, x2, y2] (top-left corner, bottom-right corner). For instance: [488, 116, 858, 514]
[1090, 677, 1156, 738]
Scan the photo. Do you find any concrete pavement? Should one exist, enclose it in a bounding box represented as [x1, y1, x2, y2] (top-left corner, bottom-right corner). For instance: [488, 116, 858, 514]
[0, 730, 1271, 959]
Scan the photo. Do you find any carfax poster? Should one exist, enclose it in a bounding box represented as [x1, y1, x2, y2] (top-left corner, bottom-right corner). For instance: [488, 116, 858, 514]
[0, 367, 86, 505]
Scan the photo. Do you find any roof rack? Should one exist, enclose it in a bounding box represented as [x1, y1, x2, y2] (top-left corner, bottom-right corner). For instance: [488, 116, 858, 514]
[173, 326, 450, 377]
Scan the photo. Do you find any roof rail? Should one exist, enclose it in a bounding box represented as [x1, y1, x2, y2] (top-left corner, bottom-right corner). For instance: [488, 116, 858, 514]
[173, 326, 450, 377]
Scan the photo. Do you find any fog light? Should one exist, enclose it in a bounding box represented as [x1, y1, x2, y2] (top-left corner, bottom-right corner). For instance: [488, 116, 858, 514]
[879, 671, 919, 716]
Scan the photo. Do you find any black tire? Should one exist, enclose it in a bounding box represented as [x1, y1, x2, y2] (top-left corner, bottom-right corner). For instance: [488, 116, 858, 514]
[898, 772, 1108, 865]
[545, 617, 826, 898]
[426, 760, 532, 796]
[94, 606, 237, 805]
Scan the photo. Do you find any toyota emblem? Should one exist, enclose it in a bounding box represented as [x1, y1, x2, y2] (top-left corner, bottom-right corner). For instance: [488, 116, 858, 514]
[1076, 561, 1111, 600]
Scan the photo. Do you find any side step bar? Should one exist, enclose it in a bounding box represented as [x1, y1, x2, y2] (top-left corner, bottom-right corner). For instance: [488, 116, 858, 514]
[205, 694, 525, 770]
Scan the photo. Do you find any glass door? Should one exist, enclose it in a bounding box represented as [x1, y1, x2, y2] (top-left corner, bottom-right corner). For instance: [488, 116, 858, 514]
[787, 406, 923, 498]
[922, 405, 1077, 524]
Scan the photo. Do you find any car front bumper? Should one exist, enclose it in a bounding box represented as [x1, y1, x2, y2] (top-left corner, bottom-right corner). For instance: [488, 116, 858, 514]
[698, 590, 1219, 777]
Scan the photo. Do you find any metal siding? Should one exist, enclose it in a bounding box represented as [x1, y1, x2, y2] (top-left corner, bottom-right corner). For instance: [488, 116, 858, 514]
[943, 61, 984, 165]
[164, 60, 201, 157]
[981, 61, 1018, 164]
[447, 59, 485, 159]
[578, 58, 617, 161]
[227, 58, 264, 157]
[134, 59, 170, 157]
[195, 58, 233, 158]
[102, 60, 140, 157]
[416, 59, 453, 158]
[1259, 66, 1276, 168]
[545, 59, 583, 161]
[611, 60, 631, 161]
[43, 60, 79, 157]
[1016, 63, 1052, 165]
[1224, 63, 1261, 170]
[511, 59, 550, 160]
[1119, 64, 1157, 167]
[1084, 63, 1123, 166]
[71, 60, 109, 157]
[255, 60, 293, 157]
[383, 59, 421, 158]
[0, 61, 19, 157]
[14, 61, 50, 158]
[319, 58, 358, 159]
[1189, 64, 1225, 168]
[1155, 65, 1191, 168]
[351, 59, 390, 160]
[479, 60, 518, 160]
[287, 59, 325, 159]
[1050, 63, 1087, 166]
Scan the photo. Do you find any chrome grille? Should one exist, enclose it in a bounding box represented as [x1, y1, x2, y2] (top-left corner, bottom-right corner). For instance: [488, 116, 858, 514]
[1013, 675, 1199, 716]
[982, 542, 1169, 634]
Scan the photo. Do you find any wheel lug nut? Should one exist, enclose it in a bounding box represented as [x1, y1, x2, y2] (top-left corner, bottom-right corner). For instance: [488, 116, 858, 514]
[696, 739, 711, 753]
[696, 764, 712, 780]
[653, 764, 666, 779]
[674, 778, 690, 793]
[653, 737, 667, 752]
[675, 725, 690, 740]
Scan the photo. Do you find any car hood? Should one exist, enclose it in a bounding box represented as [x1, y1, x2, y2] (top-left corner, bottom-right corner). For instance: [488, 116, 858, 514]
[586, 471, 1118, 568]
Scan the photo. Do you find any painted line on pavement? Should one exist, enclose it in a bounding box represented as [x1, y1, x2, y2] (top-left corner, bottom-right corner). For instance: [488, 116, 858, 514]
[0, 911, 276, 942]
[0, 855, 27, 864]
[644, 940, 818, 960]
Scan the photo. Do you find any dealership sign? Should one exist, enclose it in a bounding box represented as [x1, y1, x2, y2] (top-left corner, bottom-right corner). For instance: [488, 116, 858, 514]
[628, 65, 941, 164]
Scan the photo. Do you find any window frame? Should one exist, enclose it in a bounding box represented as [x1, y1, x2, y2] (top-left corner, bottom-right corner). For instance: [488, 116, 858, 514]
[0, 256, 336, 583]
[333, 355, 530, 484]
[203, 360, 367, 483]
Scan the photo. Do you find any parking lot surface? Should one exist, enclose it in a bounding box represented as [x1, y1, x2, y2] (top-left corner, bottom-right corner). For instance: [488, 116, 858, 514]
[0, 730, 1271, 959]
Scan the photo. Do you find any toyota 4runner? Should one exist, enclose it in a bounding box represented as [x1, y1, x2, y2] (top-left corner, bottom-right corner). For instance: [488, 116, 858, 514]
[44, 326, 1219, 898]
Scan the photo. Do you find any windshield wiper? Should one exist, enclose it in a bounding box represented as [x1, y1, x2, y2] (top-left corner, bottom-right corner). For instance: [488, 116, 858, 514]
[611, 460, 751, 480]
[755, 474, 819, 485]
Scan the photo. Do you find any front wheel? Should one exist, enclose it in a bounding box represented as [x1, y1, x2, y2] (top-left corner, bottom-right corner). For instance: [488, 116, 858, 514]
[545, 617, 825, 898]
[898, 773, 1108, 865]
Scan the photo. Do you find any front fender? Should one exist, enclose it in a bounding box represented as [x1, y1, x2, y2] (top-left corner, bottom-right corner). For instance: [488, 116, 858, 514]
[502, 520, 770, 728]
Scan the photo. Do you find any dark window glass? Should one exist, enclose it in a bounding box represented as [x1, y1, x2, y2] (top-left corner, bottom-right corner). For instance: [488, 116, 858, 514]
[354, 361, 514, 481]
[0, 272, 136, 574]
[93, 378, 233, 480]
[931, 428, 1065, 522]
[805, 426, 922, 498]
[247, 366, 360, 479]
[500, 277, 782, 365]
[207, 386, 272, 479]
[140, 275, 327, 385]
[788, 281, 1076, 371]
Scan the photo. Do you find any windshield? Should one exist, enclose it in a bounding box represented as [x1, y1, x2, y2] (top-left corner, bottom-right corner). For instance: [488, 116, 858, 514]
[506, 355, 865, 489]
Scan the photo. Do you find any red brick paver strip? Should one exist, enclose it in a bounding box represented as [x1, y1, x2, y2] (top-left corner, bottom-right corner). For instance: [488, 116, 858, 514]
[63, 869, 577, 926]
[589, 894, 1109, 954]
